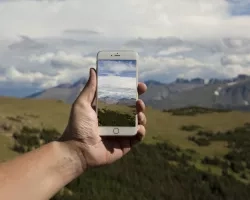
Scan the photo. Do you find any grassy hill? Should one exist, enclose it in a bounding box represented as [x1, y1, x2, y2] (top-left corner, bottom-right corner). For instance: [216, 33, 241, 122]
[1, 97, 250, 199]
[97, 100, 136, 126]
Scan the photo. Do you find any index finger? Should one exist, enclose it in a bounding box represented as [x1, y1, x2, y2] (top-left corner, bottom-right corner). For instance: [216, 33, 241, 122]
[138, 82, 147, 95]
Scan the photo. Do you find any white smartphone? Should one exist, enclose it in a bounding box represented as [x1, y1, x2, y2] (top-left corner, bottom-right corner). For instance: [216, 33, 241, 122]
[96, 50, 138, 136]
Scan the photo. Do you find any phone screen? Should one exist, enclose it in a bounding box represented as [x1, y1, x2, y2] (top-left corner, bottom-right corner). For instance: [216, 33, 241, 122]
[97, 59, 137, 127]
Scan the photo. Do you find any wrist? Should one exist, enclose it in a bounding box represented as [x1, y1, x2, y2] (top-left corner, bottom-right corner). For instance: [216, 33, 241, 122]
[52, 141, 87, 184]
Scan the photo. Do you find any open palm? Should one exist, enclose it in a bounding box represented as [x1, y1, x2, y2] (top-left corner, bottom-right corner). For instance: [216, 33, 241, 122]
[59, 68, 147, 169]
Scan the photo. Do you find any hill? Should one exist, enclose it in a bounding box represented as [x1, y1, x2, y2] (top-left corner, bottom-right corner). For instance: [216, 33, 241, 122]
[1, 97, 250, 199]
[26, 74, 250, 111]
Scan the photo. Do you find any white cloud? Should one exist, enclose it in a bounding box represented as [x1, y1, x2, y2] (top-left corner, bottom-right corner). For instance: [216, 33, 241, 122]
[0, 0, 250, 96]
[221, 54, 250, 66]
[29, 51, 95, 68]
[2, 66, 50, 84]
[222, 64, 250, 77]
[98, 76, 136, 99]
[99, 61, 135, 76]
[0, 52, 95, 89]
[157, 46, 192, 56]
[0, 0, 250, 39]
[138, 56, 226, 81]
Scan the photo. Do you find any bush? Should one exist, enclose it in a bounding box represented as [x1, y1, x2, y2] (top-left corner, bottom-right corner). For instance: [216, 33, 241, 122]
[241, 173, 248, 180]
[202, 156, 223, 166]
[21, 126, 40, 134]
[12, 126, 61, 153]
[0, 123, 12, 131]
[230, 162, 245, 173]
[40, 128, 61, 144]
[51, 143, 250, 200]
[197, 131, 213, 137]
[98, 109, 135, 126]
[189, 137, 211, 146]
[165, 106, 230, 116]
[181, 125, 202, 132]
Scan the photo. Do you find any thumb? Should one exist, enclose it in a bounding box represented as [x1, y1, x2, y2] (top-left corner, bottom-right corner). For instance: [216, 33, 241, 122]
[75, 68, 97, 105]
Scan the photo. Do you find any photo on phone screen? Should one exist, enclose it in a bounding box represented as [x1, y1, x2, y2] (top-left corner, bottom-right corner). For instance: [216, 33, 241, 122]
[97, 59, 137, 127]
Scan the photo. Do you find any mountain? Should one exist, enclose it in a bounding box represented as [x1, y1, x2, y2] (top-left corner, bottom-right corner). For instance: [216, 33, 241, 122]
[26, 78, 87, 104]
[116, 98, 136, 106]
[26, 74, 250, 111]
[141, 81, 170, 101]
[99, 96, 136, 106]
[142, 75, 250, 111]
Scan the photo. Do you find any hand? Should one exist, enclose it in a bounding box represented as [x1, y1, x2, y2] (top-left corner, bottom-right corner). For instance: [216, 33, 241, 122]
[59, 68, 147, 169]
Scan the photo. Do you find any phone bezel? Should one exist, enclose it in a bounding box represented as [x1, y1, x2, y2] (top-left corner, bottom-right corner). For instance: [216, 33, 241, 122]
[96, 50, 139, 136]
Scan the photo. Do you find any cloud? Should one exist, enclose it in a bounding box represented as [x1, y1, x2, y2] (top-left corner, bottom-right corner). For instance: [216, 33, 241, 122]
[221, 54, 250, 66]
[157, 46, 193, 56]
[29, 51, 95, 69]
[8, 35, 47, 50]
[98, 76, 136, 99]
[98, 60, 136, 77]
[0, 0, 250, 96]
[63, 29, 101, 35]
[138, 56, 217, 81]
[1, 0, 250, 39]
[0, 50, 95, 90]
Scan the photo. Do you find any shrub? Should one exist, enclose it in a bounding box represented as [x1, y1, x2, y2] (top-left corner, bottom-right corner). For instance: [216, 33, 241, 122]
[240, 173, 248, 180]
[190, 137, 210, 146]
[40, 128, 61, 143]
[202, 156, 222, 166]
[12, 126, 61, 153]
[181, 125, 202, 132]
[21, 126, 40, 134]
[197, 131, 213, 137]
[0, 123, 12, 131]
[230, 162, 245, 173]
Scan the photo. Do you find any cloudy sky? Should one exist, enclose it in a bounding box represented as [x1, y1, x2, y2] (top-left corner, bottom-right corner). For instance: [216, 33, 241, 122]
[0, 0, 250, 97]
[98, 60, 136, 100]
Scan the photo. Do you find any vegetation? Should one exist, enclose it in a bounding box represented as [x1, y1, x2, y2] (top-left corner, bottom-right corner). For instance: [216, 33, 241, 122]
[181, 124, 202, 132]
[50, 143, 250, 200]
[188, 123, 250, 176]
[98, 106, 136, 127]
[1, 98, 250, 199]
[12, 126, 61, 153]
[188, 136, 211, 146]
[164, 106, 231, 116]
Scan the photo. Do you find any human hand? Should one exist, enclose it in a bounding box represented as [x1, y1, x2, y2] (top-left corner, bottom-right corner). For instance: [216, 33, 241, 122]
[59, 68, 147, 170]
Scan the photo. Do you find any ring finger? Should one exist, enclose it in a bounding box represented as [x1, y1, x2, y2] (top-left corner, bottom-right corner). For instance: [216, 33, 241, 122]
[138, 112, 147, 126]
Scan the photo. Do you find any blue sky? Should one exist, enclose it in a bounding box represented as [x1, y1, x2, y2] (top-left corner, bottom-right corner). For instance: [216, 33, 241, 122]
[0, 0, 250, 97]
[227, 0, 250, 16]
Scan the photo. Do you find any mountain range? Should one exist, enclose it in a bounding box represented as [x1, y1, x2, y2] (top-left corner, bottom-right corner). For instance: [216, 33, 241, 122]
[26, 74, 250, 111]
[99, 96, 136, 106]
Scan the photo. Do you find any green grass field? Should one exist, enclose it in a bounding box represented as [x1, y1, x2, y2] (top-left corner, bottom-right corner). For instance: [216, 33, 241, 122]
[97, 100, 136, 126]
[1, 96, 250, 160]
[2, 97, 250, 199]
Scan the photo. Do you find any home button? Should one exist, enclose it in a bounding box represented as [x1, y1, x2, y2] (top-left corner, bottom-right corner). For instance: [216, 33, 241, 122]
[113, 128, 119, 134]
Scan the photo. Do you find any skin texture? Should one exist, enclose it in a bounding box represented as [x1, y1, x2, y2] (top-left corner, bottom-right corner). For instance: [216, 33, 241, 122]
[0, 68, 147, 200]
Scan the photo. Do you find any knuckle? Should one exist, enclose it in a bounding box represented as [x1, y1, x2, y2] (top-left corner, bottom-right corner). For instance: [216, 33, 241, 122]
[73, 100, 88, 109]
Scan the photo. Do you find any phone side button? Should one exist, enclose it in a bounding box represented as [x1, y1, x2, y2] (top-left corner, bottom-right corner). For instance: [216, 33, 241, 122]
[113, 128, 119, 134]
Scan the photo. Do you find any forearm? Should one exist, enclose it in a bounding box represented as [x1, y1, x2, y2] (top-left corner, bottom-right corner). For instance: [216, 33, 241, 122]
[0, 141, 86, 200]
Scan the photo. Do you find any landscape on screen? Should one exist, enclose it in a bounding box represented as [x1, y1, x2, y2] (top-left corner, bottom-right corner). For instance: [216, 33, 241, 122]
[97, 60, 137, 127]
